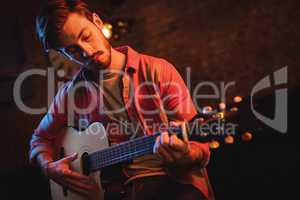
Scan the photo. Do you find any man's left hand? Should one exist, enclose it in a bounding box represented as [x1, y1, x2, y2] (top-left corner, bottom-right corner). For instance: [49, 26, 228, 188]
[153, 131, 201, 166]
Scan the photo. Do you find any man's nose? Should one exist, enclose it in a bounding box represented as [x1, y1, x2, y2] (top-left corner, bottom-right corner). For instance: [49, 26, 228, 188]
[78, 43, 93, 58]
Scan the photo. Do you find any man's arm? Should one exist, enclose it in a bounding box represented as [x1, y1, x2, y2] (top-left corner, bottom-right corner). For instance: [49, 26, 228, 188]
[29, 83, 99, 197]
[29, 82, 68, 166]
[153, 59, 210, 168]
[30, 112, 64, 174]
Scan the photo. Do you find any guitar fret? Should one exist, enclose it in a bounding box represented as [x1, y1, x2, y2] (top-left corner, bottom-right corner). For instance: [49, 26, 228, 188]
[89, 135, 157, 172]
[99, 148, 152, 168]
[98, 140, 154, 167]
[83, 114, 230, 173]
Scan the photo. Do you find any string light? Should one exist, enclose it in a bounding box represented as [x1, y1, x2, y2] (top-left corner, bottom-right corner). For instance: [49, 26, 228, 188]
[209, 140, 220, 149]
[242, 132, 253, 141]
[233, 96, 242, 103]
[102, 23, 113, 39]
[224, 135, 234, 144]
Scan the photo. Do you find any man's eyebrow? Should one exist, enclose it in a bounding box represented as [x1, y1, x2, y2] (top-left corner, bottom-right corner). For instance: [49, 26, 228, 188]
[77, 27, 88, 39]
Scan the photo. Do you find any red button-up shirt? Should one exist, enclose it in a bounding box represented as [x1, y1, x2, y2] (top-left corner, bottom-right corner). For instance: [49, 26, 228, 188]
[29, 46, 214, 199]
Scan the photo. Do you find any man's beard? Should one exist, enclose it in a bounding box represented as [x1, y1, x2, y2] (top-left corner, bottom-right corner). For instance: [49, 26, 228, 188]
[85, 48, 111, 70]
[83, 36, 112, 71]
[87, 54, 111, 71]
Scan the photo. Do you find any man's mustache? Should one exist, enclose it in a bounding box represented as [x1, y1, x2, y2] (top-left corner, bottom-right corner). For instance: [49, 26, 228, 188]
[85, 51, 104, 66]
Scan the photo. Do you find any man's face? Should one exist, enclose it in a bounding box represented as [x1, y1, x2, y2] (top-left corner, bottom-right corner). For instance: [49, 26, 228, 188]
[57, 13, 112, 70]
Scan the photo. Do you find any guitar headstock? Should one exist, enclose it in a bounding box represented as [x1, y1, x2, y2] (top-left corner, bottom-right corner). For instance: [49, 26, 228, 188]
[187, 96, 253, 149]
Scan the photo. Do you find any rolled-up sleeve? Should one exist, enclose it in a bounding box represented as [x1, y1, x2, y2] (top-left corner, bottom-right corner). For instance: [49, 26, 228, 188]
[159, 60, 210, 167]
[29, 83, 69, 164]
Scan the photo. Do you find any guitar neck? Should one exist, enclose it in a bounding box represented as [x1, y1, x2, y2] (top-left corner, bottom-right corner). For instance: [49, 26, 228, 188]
[88, 133, 158, 172]
[88, 117, 227, 172]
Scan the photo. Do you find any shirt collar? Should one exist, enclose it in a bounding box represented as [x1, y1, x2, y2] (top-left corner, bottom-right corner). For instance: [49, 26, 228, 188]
[71, 46, 139, 84]
[114, 45, 140, 72]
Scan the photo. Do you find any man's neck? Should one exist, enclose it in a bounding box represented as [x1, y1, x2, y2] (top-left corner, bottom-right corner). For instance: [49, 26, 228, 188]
[88, 48, 126, 83]
[107, 48, 126, 72]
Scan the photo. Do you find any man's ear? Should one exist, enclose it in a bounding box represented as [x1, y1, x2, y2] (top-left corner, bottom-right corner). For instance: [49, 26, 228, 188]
[92, 13, 103, 29]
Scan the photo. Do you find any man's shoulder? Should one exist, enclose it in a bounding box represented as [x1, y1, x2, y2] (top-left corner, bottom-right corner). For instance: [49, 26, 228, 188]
[140, 53, 170, 66]
[118, 46, 175, 71]
[138, 53, 175, 73]
[134, 52, 180, 84]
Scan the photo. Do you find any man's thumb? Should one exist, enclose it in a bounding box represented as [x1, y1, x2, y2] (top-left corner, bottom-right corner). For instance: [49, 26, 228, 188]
[62, 152, 78, 163]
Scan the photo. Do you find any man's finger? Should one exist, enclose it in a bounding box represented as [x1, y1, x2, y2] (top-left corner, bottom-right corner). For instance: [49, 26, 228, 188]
[157, 145, 174, 163]
[63, 169, 90, 181]
[169, 134, 186, 152]
[64, 183, 90, 197]
[53, 178, 88, 197]
[163, 145, 184, 160]
[160, 131, 170, 146]
[64, 177, 94, 191]
[61, 152, 78, 163]
[169, 121, 180, 127]
[153, 136, 160, 154]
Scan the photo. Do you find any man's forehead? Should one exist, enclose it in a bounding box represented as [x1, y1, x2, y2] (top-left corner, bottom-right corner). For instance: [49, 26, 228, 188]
[59, 13, 89, 45]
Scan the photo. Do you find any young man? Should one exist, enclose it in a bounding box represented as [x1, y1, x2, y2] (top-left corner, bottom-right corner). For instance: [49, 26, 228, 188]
[30, 0, 214, 199]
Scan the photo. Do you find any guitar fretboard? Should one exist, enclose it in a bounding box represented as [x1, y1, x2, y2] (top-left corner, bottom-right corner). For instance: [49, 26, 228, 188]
[88, 133, 158, 172]
[87, 117, 226, 172]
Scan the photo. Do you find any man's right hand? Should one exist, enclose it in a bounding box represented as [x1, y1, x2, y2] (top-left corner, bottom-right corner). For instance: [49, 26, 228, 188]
[43, 153, 100, 198]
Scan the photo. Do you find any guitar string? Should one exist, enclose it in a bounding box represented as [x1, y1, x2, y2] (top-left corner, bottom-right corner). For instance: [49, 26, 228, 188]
[88, 117, 202, 165]
[89, 136, 157, 170]
[89, 136, 156, 170]
[93, 144, 154, 170]
[91, 139, 154, 165]
[88, 118, 220, 170]
[88, 122, 210, 170]
[90, 145, 154, 170]
[92, 147, 155, 169]
[89, 134, 157, 162]
[89, 130, 158, 156]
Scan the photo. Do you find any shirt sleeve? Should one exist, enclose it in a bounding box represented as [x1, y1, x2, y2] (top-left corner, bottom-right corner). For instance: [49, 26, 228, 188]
[29, 83, 69, 164]
[159, 59, 210, 168]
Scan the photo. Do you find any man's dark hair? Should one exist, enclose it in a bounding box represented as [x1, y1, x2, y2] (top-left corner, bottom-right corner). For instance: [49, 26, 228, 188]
[36, 0, 93, 52]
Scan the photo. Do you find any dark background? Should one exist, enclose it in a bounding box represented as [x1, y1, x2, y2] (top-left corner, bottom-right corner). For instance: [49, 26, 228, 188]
[0, 0, 299, 199]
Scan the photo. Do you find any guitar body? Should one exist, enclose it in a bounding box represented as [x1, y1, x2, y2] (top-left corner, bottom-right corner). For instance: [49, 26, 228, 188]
[48, 106, 241, 200]
[50, 122, 109, 200]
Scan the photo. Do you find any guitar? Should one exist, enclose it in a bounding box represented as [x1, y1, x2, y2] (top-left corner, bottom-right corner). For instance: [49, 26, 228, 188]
[50, 98, 248, 200]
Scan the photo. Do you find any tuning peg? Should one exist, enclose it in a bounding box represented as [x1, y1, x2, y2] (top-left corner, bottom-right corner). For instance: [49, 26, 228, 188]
[233, 96, 242, 103]
[230, 107, 239, 112]
[209, 140, 220, 149]
[219, 102, 226, 111]
[242, 132, 253, 141]
[202, 106, 213, 114]
[200, 132, 209, 137]
[224, 135, 234, 144]
[213, 112, 224, 119]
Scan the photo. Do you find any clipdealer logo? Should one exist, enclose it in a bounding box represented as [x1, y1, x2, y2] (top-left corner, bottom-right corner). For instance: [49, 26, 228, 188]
[250, 66, 288, 134]
[12, 66, 288, 134]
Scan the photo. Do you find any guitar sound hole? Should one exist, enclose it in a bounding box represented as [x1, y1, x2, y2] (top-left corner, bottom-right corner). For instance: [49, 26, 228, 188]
[81, 152, 90, 176]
